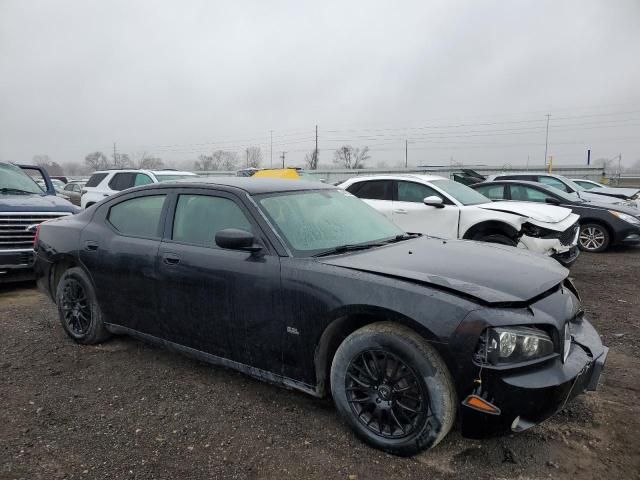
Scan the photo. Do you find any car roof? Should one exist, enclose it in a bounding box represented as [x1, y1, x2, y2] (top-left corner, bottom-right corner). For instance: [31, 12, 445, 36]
[151, 170, 197, 175]
[345, 173, 448, 182]
[161, 176, 335, 194]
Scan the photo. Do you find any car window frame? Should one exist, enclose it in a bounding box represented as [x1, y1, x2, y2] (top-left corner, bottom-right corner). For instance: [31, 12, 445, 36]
[346, 179, 393, 201]
[394, 180, 446, 203]
[507, 184, 554, 203]
[536, 175, 571, 193]
[159, 187, 279, 256]
[473, 183, 506, 201]
[98, 189, 171, 240]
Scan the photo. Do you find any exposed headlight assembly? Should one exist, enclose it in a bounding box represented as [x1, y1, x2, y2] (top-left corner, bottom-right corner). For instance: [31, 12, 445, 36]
[609, 210, 640, 225]
[477, 326, 555, 366]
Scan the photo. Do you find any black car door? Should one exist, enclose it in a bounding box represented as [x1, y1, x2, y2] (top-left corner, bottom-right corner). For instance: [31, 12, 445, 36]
[79, 190, 170, 335]
[155, 188, 283, 373]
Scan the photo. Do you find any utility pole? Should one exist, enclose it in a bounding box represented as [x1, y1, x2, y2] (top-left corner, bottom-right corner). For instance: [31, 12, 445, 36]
[315, 124, 318, 161]
[544, 114, 551, 167]
[405, 139, 408, 168]
[280, 151, 286, 168]
[270, 130, 273, 168]
[246, 148, 249, 168]
[113, 142, 118, 168]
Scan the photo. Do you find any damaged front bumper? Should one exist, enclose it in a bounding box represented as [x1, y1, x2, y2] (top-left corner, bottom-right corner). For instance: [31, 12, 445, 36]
[459, 318, 607, 438]
[518, 223, 580, 268]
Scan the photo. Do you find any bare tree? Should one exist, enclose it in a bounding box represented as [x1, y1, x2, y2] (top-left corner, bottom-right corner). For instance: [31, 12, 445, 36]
[112, 152, 132, 169]
[333, 145, 370, 169]
[138, 156, 164, 169]
[194, 154, 216, 171]
[219, 151, 239, 171]
[32, 154, 51, 166]
[305, 148, 319, 170]
[245, 146, 263, 168]
[84, 151, 109, 171]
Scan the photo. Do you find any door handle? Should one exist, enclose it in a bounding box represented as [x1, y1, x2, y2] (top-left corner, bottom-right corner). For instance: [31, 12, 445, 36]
[84, 241, 99, 251]
[394, 209, 408, 214]
[103, 194, 109, 197]
[162, 253, 181, 265]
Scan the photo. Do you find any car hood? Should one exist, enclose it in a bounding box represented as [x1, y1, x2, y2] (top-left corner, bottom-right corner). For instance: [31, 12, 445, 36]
[319, 237, 568, 305]
[577, 191, 624, 204]
[0, 193, 78, 213]
[581, 199, 640, 216]
[477, 201, 572, 224]
[589, 187, 639, 199]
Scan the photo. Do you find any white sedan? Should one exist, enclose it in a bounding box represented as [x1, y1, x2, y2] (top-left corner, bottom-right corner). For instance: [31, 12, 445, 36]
[338, 174, 581, 267]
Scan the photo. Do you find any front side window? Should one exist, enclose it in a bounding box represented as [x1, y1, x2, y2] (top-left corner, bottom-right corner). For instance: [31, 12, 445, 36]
[430, 179, 489, 206]
[538, 176, 570, 193]
[108, 195, 166, 238]
[172, 195, 253, 247]
[474, 184, 505, 200]
[347, 180, 392, 201]
[510, 185, 552, 203]
[257, 189, 403, 256]
[396, 181, 441, 203]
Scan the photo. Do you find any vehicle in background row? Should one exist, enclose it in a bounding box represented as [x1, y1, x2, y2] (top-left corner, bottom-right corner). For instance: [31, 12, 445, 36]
[0, 161, 78, 283]
[80, 169, 198, 208]
[51, 176, 68, 184]
[338, 175, 581, 267]
[487, 172, 637, 208]
[570, 178, 640, 203]
[471, 180, 640, 253]
[34, 178, 607, 456]
[61, 181, 86, 206]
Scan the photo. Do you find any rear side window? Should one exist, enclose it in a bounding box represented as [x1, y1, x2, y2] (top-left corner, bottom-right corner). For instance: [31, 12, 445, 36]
[86, 173, 108, 187]
[109, 172, 136, 191]
[172, 195, 253, 247]
[397, 181, 441, 203]
[134, 173, 153, 186]
[346, 180, 392, 200]
[108, 195, 166, 238]
[474, 184, 505, 200]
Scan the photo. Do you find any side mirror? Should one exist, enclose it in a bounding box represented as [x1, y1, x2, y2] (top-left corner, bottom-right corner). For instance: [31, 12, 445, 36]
[215, 228, 262, 252]
[423, 196, 445, 208]
[545, 197, 561, 205]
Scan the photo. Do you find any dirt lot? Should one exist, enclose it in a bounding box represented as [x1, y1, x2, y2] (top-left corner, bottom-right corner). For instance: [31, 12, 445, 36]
[1, 249, 639, 480]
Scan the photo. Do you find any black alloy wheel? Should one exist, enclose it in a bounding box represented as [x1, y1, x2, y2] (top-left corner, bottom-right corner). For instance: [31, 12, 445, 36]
[331, 322, 456, 456]
[345, 350, 429, 439]
[56, 267, 111, 344]
[578, 223, 610, 253]
[60, 278, 91, 336]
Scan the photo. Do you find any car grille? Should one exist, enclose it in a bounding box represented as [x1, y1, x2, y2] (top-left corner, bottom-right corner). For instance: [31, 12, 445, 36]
[559, 223, 580, 246]
[0, 212, 70, 251]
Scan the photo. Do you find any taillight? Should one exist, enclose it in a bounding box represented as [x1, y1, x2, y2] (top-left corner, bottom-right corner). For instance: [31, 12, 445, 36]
[33, 224, 42, 249]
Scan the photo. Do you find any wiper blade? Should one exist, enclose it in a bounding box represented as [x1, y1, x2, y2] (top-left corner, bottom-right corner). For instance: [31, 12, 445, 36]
[0, 187, 36, 194]
[312, 242, 384, 257]
[382, 233, 422, 244]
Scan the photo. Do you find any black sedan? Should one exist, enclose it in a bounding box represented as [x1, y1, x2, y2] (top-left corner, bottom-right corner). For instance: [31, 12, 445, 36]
[34, 178, 607, 456]
[471, 180, 640, 252]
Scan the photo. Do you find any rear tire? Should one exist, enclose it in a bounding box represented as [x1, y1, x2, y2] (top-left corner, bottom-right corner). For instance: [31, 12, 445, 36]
[55, 267, 110, 344]
[330, 322, 456, 456]
[578, 223, 610, 253]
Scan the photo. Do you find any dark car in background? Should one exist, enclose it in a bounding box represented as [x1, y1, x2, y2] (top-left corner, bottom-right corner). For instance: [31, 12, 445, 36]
[471, 180, 640, 252]
[0, 161, 78, 282]
[34, 178, 607, 456]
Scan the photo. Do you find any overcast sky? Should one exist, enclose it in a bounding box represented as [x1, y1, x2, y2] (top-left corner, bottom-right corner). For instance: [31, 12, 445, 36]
[1, 0, 639, 169]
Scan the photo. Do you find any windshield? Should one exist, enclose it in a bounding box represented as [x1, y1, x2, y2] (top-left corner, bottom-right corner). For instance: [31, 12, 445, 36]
[256, 189, 404, 256]
[555, 175, 586, 192]
[0, 163, 45, 194]
[155, 174, 197, 182]
[430, 179, 490, 205]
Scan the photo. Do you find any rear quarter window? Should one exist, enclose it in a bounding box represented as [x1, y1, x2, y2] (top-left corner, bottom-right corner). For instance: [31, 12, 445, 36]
[107, 195, 166, 238]
[85, 173, 108, 187]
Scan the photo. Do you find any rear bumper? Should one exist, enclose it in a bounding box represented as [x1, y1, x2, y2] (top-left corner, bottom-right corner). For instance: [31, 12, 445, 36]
[460, 318, 607, 438]
[0, 249, 36, 283]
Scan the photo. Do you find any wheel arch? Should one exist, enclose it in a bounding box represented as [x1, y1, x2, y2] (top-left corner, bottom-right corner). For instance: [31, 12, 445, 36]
[579, 218, 615, 241]
[49, 255, 90, 303]
[462, 220, 519, 241]
[313, 306, 439, 398]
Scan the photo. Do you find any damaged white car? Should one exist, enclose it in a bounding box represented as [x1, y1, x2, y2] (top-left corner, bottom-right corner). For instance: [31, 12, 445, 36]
[338, 175, 580, 267]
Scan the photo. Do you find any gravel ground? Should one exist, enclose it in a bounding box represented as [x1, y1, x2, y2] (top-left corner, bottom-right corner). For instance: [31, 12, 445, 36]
[1, 248, 639, 480]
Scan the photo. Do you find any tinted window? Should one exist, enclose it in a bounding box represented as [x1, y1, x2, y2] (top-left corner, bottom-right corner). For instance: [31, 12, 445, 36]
[397, 181, 441, 203]
[63, 183, 75, 191]
[109, 172, 136, 191]
[496, 174, 537, 181]
[172, 195, 253, 247]
[538, 176, 570, 192]
[86, 172, 108, 187]
[474, 184, 505, 200]
[347, 180, 392, 200]
[134, 173, 153, 186]
[108, 195, 166, 237]
[510, 185, 552, 202]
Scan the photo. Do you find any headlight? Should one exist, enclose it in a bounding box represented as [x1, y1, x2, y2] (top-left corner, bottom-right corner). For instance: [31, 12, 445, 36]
[477, 326, 555, 365]
[609, 210, 640, 225]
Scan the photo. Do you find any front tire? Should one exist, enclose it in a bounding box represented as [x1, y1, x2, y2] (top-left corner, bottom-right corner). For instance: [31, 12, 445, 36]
[330, 322, 456, 456]
[56, 267, 110, 344]
[578, 223, 610, 252]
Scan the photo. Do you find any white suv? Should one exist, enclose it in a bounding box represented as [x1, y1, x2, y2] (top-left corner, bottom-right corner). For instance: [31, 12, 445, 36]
[81, 169, 197, 208]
